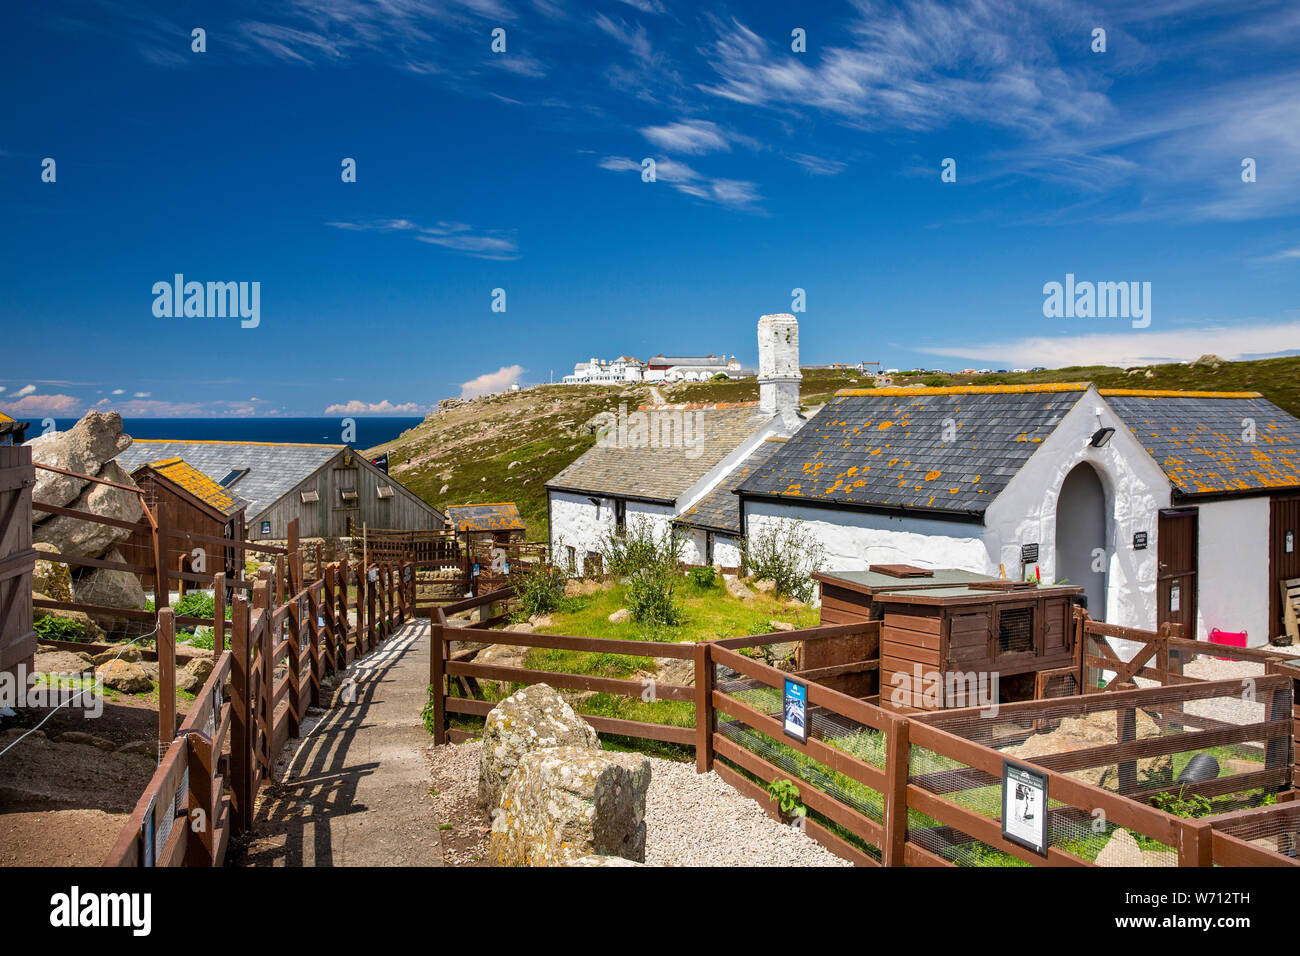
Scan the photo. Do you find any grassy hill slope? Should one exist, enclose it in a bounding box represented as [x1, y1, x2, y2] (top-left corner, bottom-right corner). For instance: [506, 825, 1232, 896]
[369, 356, 1300, 540]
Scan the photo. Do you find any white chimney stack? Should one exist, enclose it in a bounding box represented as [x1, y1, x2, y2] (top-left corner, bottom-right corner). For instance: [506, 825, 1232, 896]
[757, 313, 801, 428]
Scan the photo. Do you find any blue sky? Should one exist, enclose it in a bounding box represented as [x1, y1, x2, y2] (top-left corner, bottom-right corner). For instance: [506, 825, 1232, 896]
[2, 0, 1299, 418]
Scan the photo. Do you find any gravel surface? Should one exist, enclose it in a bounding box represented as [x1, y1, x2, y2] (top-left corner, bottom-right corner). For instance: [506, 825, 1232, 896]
[1133, 644, 1300, 727]
[426, 740, 849, 867]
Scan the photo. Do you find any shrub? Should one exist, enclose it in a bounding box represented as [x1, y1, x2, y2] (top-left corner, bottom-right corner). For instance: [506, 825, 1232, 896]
[34, 615, 86, 643]
[688, 565, 717, 589]
[626, 566, 684, 629]
[597, 519, 685, 628]
[766, 778, 807, 819]
[514, 561, 569, 618]
[741, 520, 826, 603]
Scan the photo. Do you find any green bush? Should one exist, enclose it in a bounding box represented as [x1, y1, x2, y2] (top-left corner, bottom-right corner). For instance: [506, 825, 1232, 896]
[34, 615, 86, 643]
[741, 520, 826, 603]
[599, 520, 685, 628]
[688, 565, 717, 589]
[514, 561, 570, 618]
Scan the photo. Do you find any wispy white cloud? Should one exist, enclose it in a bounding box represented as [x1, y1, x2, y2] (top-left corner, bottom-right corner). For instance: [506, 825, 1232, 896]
[641, 119, 729, 155]
[460, 364, 525, 399]
[596, 155, 762, 211]
[13, 384, 36, 398]
[917, 319, 1300, 368]
[328, 218, 520, 260]
[324, 398, 427, 415]
[0, 393, 78, 415]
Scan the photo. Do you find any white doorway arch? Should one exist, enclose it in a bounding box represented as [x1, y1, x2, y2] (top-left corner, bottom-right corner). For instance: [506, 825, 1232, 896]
[1055, 462, 1108, 619]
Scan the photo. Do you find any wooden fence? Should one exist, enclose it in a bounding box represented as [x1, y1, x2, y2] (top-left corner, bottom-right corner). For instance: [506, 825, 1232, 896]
[104, 552, 415, 866]
[425, 586, 1297, 868]
[0, 446, 36, 686]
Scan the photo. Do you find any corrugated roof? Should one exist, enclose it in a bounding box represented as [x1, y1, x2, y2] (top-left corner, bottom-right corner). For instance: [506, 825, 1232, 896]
[1104, 392, 1300, 495]
[446, 502, 526, 533]
[547, 406, 775, 502]
[737, 387, 1087, 516]
[115, 439, 343, 516]
[677, 438, 788, 533]
[138, 457, 249, 517]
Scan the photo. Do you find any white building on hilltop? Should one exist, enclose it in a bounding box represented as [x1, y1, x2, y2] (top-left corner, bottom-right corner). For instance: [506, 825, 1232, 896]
[562, 356, 646, 385]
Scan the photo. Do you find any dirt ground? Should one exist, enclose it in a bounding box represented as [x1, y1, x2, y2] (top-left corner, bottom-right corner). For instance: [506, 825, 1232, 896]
[0, 694, 189, 866]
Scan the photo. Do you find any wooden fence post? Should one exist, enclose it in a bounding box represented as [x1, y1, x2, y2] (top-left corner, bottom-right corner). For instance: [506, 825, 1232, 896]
[1117, 706, 1138, 793]
[430, 621, 447, 745]
[367, 567, 377, 651]
[253, 579, 272, 779]
[287, 518, 301, 596]
[694, 642, 714, 773]
[157, 607, 176, 754]
[1178, 817, 1213, 866]
[230, 593, 252, 835]
[213, 571, 226, 656]
[882, 714, 911, 866]
[184, 731, 215, 866]
[286, 590, 302, 739]
[308, 584, 322, 708]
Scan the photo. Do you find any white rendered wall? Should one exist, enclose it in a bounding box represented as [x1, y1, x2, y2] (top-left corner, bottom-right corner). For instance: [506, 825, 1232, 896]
[714, 534, 743, 568]
[744, 501, 997, 577]
[987, 388, 1171, 629]
[549, 491, 612, 575]
[1196, 497, 1270, 645]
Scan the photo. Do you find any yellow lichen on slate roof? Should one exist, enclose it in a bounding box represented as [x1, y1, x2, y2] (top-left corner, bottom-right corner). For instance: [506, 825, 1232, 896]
[146, 457, 246, 515]
[1098, 389, 1262, 399]
[835, 383, 1090, 397]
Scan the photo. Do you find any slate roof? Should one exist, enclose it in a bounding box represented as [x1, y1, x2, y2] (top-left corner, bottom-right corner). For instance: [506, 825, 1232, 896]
[446, 502, 526, 533]
[547, 406, 774, 503]
[1102, 390, 1300, 496]
[115, 439, 343, 517]
[677, 438, 788, 533]
[137, 457, 250, 517]
[736, 385, 1089, 516]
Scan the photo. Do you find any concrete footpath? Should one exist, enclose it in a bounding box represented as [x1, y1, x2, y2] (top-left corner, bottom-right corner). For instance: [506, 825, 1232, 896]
[234, 619, 443, 866]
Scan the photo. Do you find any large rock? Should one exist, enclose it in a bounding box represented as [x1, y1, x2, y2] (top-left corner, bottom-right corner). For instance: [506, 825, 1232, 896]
[31, 650, 96, 675]
[478, 683, 601, 811]
[34, 463, 143, 558]
[96, 659, 152, 693]
[90, 646, 141, 666]
[32, 544, 73, 602]
[178, 656, 214, 694]
[29, 411, 133, 520]
[488, 746, 651, 866]
[71, 548, 147, 630]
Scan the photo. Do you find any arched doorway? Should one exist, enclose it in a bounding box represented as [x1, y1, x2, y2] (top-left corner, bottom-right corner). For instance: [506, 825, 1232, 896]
[1055, 463, 1107, 620]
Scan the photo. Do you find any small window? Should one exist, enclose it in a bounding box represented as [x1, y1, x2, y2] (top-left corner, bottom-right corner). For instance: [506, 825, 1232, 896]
[376, 484, 394, 500]
[998, 606, 1035, 655]
[567, 545, 576, 571]
[614, 499, 627, 535]
[300, 489, 319, 504]
[220, 468, 249, 487]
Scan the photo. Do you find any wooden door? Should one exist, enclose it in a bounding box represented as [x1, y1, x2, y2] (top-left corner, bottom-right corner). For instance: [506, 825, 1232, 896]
[1157, 509, 1198, 640]
[0, 446, 36, 682]
[1270, 496, 1300, 641]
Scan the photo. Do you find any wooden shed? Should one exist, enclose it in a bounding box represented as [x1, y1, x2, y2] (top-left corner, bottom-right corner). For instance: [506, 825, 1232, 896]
[445, 502, 527, 546]
[813, 566, 1000, 700]
[874, 581, 1083, 712]
[124, 458, 248, 590]
[116, 440, 445, 541]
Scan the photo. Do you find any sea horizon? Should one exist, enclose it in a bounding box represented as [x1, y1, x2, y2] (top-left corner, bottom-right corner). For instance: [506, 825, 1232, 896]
[48, 416, 425, 450]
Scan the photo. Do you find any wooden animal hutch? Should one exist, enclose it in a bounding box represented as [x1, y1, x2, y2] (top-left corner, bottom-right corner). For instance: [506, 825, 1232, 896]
[874, 580, 1083, 712]
[813, 565, 1001, 700]
[813, 565, 1084, 711]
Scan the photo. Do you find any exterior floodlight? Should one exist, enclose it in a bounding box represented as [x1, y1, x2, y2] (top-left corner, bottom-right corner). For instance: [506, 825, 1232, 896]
[1089, 427, 1115, 448]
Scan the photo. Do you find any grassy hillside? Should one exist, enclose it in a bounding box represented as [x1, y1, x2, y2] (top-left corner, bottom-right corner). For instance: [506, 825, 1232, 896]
[369, 356, 1300, 540]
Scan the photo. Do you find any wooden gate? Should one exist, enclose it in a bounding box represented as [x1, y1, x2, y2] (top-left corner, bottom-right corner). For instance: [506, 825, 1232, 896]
[1157, 508, 1198, 640]
[1270, 495, 1300, 642]
[0, 445, 36, 684]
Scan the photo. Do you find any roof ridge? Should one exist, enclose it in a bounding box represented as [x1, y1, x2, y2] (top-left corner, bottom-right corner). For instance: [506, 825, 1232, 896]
[129, 438, 346, 448]
[835, 383, 1089, 397]
[1099, 388, 1263, 399]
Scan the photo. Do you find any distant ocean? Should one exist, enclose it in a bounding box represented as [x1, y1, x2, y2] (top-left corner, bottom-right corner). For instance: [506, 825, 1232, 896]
[50, 417, 424, 450]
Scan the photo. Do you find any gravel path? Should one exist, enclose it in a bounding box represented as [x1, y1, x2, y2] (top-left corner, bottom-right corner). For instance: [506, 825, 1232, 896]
[1132, 644, 1300, 726]
[426, 740, 849, 867]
